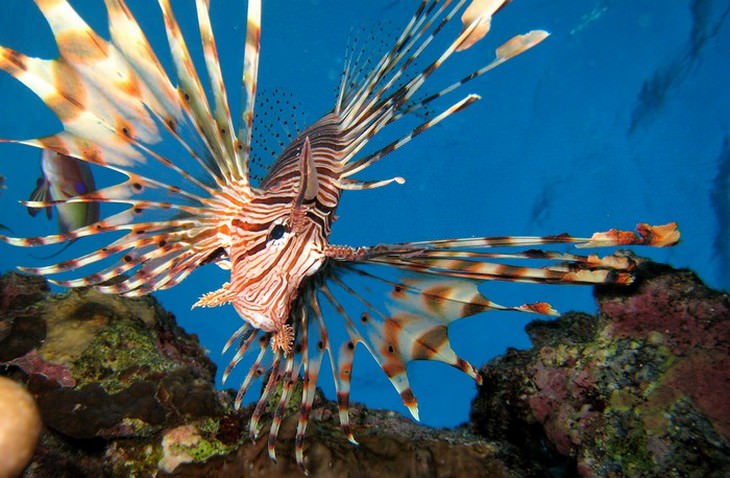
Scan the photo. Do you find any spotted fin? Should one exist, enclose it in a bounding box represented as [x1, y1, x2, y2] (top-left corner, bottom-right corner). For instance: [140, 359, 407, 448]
[315, 222, 680, 425]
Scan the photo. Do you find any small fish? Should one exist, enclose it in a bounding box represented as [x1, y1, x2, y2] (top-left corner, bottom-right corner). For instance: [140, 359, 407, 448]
[27, 150, 99, 234]
[0, 0, 680, 470]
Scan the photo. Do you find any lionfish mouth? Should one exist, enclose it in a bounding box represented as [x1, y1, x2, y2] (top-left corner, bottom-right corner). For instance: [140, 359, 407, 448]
[232, 303, 294, 354]
[242, 306, 296, 352]
[240, 309, 278, 331]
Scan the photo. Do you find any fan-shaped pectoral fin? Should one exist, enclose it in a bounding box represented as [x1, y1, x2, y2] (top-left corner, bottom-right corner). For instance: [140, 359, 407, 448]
[193, 282, 236, 308]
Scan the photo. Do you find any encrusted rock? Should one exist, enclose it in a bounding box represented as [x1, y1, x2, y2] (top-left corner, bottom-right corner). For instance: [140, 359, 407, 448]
[156, 401, 540, 477]
[471, 264, 730, 477]
[3, 264, 727, 477]
[1, 272, 537, 477]
[1, 272, 225, 476]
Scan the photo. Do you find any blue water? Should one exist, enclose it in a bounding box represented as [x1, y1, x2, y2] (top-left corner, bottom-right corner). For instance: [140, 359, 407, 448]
[0, 0, 728, 428]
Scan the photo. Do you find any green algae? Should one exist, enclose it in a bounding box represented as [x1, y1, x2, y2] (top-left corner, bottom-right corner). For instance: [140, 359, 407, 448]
[159, 420, 238, 472]
[106, 440, 164, 478]
[267, 375, 305, 416]
[599, 418, 656, 475]
[71, 317, 176, 394]
[182, 433, 231, 462]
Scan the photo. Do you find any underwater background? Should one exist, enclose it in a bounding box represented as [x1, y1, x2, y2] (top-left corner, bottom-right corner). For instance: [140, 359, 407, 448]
[0, 0, 727, 428]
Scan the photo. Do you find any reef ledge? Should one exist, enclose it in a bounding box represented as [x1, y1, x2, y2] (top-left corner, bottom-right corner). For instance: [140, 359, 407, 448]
[1, 263, 727, 477]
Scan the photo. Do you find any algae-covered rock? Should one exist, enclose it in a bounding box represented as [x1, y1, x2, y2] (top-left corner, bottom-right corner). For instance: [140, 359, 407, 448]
[1, 276, 223, 441]
[1, 272, 225, 476]
[0, 272, 538, 477]
[471, 264, 730, 477]
[158, 400, 537, 478]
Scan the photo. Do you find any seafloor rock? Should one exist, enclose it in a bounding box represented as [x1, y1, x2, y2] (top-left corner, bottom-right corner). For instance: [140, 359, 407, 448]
[0, 272, 226, 476]
[2, 264, 727, 477]
[0, 272, 538, 477]
[471, 263, 730, 477]
[156, 404, 534, 478]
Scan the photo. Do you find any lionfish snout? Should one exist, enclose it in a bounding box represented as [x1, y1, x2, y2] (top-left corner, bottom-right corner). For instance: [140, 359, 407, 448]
[228, 227, 326, 354]
[232, 275, 288, 330]
[194, 208, 326, 355]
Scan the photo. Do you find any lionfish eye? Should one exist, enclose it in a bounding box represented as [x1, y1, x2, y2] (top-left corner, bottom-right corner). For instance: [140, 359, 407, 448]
[268, 223, 287, 242]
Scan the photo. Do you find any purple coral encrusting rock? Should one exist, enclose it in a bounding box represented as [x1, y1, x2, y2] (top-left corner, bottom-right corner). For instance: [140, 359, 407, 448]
[470, 263, 730, 477]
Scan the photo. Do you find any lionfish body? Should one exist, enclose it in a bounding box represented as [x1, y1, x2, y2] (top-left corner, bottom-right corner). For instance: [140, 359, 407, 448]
[0, 0, 679, 468]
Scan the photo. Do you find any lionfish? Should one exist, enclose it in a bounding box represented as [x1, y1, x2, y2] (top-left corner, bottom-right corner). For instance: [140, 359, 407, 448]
[0, 0, 678, 469]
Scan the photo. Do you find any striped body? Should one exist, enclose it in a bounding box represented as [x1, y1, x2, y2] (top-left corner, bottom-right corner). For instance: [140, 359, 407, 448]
[0, 0, 680, 470]
[196, 117, 347, 350]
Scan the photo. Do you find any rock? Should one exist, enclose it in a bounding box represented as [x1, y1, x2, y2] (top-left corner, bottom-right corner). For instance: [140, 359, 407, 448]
[0, 272, 225, 476]
[3, 263, 727, 477]
[470, 264, 730, 477]
[157, 406, 536, 478]
[0, 272, 537, 477]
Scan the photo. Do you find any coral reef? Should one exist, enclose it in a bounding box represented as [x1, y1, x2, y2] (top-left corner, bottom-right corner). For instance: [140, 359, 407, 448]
[1, 263, 728, 477]
[471, 263, 730, 477]
[0, 272, 535, 477]
[0, 272, 224, 476]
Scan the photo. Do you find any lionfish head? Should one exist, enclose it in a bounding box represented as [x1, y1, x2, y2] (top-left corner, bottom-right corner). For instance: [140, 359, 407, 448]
[198, 138, 325, 354]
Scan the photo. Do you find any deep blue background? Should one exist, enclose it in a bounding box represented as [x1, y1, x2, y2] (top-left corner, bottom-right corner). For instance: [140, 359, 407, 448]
[1, 0, 728, 428]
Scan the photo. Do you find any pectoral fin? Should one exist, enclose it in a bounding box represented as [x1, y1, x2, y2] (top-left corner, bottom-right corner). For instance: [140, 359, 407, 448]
[193, 282, 236, 308]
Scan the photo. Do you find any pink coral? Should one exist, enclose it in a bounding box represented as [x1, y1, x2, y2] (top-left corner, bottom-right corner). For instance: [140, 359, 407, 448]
[663, 351, 730, 437]
[9, 350, 76, 388]
[601, 270, 730, 354]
